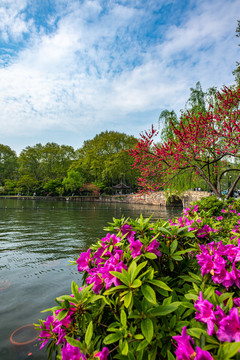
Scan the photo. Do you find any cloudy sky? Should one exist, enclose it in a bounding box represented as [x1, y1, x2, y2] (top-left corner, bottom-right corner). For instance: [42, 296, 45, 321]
[0, 0, 239, 154]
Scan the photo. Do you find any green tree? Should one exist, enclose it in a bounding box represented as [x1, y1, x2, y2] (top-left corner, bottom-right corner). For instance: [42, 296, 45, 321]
[75, 131, 138, 192]
[0, 144, 18, 185]
[18, 143, 43, 180]
[62, 169, 86, 194]
[158, 82, 218, 143]
[18, 143, 76, 194]
[16, 175, 39, 195]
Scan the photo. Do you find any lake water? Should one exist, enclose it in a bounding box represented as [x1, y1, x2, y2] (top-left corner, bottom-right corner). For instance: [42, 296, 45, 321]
[0, 198, 182, 360]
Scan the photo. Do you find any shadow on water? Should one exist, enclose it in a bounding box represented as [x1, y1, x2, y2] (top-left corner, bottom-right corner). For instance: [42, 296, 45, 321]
[0, 198, 182, 359]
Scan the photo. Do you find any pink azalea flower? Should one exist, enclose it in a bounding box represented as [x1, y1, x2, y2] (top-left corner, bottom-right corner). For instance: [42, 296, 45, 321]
[196, 252, 214, 276]
[222, 270, 234, 290]
[77, 249, 91, 272]
[86, 273, 103, 294]
[120, 224, 136, 240]
[217, 307, 240, 342]
[194, 292, 216, 335]
[94, 347, 109, 360]
[39, 315, 55, 349]
[129, 239, 144, 258]
[230, 262, 240, 288]
[61, 342, 86, 360]
[147, 239, 161, 256]
[214, 305, 226, 327]
[172, 326, 195, 360]
[195, 346, 213, 360]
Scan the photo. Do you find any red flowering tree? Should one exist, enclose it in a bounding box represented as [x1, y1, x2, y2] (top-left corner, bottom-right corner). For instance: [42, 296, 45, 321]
[129, 86, 240, 199]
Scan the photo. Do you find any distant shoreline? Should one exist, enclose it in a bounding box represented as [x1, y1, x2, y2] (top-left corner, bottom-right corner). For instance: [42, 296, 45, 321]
[0, 194, 181, 207]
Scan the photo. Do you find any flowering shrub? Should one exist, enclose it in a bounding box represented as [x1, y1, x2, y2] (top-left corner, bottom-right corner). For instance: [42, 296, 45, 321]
[37, 200, 240, 360]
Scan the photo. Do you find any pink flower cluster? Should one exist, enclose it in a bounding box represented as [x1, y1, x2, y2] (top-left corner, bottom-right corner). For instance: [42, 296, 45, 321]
[76, 225, 161, 294]
[39, 308, 109, 360]
[172, 326, 213, 360]
[194, 292, 240, 342]
[196, 241, 240, 289]
[170, 213, 216, 239]
[39, 302, 79, 349]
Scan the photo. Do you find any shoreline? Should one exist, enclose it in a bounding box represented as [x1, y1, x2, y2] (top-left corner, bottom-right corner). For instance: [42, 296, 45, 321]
[0, 190, 210, 208]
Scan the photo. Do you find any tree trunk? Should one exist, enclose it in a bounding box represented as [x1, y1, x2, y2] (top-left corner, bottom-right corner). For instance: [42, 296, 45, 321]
[226, 172, 240, 200]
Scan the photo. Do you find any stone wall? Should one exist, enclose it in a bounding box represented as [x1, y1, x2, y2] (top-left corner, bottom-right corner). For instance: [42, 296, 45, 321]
[125, 190, 211, 208]
[1, 191, 211, 208]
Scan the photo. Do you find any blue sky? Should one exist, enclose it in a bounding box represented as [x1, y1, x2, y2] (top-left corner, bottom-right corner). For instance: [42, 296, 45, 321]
[0, 0, 239, 154]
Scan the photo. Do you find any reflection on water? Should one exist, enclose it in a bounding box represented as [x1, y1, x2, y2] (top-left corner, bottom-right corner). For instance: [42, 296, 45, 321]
[0, 199, 182, 359]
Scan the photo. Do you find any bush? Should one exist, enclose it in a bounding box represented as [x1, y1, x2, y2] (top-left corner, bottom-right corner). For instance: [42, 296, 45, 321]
[37, 199, 240, 360]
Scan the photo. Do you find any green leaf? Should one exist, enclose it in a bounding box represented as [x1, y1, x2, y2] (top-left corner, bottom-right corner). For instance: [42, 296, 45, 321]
[141, 318, 153, 343]
[57, 310, 68, 321]
[104, 285, 128, 295]
[110, 271, 130, 286]
[121, 310, 127, 327]
[141, 284, 156, 305]
[185, 293, 199, 301]
[169, 260, 174, 272]
[188, 272, 202, 281]
[131, 279, 142, 288]
[104, 332, 122, 345]
[170, 240, 178, 254]
[218, 342, 240, 359]
[148, 302, 181, 316]
[122, 339, 129, 356]
[71, 281, 80, 301]
[65, 336, 82, 348]
[171, 255, 183, 261]
[128, 261, 137, 281]
[124, 291, 132, 308]
[203, 344, 219, 351]
[56, 295, 78, 304]
[158, 227, 172, 236]
[148, 279, 172, 292]
[144, 252, 157, 259]
[187, 328, 208, 339]
[79, 283, 94, 300]
[186, 232, 195, 238]
[85, 321, 93, 347]
[136, 339, 149, 351]
[134, 334, 144, 340]
[132, 261, 148, 282]
[167, 350, 176, 360]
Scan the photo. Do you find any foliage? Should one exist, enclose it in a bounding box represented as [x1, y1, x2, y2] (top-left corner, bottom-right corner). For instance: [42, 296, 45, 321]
[43, 179, 63, 196]
[18, 143, 76, 183]
[0, 132, 138, 196]
[76, 131, 139, 191]
[37, 196, 240, 360]
[129, 86, 240, 199]
[0, 144, 18, 185]
[158, 82, 217, 144]
[79, 183, 101, 196]
[62, 170, 86, 194]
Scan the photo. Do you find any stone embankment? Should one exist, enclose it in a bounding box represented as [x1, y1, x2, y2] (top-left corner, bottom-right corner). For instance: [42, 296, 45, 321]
[1, 190, 210, 208]
[122, 190, 210, 208]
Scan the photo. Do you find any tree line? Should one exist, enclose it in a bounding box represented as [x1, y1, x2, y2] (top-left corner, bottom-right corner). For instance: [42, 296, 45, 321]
[3, 22, 240, 199]
[0, 131, 139, 196]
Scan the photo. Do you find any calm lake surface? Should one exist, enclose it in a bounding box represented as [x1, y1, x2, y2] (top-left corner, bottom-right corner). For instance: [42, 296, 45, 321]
[0, 198, 182, 360]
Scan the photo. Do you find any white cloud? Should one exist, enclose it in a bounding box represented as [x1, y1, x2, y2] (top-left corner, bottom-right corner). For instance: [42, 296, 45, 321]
[0, 0, 33, 41]
[0, 0, 239, 151]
